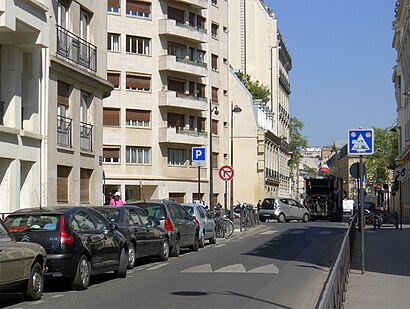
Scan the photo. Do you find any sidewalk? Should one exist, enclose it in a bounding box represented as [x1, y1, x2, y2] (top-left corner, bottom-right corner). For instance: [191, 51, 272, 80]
[344, 223, 410, 309]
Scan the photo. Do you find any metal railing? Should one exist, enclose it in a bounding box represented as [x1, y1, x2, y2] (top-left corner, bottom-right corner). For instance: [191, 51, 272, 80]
[316, 215, 357, 309]
[175, 21, 207, 34]
[176, 127, 207, 137]
[80, 122, 93, 151]
[176, 56, 207, 69]
[57, 115, 72, 147]
[56, 25, 97, 72]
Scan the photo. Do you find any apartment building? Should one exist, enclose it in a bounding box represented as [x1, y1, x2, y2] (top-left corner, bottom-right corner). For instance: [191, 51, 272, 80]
[229, 0, 292, 200]
[0, 0, 49, 213]
[103, 0, 230, 205]
[392, 0, 410, 220]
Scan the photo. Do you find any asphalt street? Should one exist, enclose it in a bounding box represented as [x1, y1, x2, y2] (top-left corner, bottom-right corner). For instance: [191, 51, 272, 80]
[1, 220, 348, 309]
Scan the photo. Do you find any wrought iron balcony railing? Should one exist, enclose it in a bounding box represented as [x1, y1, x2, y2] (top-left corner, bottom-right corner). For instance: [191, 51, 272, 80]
[80, 122, 93, 151]
[56, 25, 97, 72]
[57, 115, 72, 147]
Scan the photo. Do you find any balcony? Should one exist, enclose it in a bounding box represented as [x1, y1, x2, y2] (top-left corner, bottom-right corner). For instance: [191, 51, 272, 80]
[56, 25, 97, 72]
[158, 19, 208, 43]
[279, 69, 291, 94]
[159, 55, 207, 77]
[158, 126, 208, 145]
[173, 0, 208, 9]
[158, 91, 207, 111]
[80, 122, 93, 151]
[57, 115, 72, 147]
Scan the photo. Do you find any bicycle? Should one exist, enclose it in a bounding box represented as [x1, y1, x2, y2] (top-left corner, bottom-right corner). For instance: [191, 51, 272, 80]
[211, 208, 234, 238]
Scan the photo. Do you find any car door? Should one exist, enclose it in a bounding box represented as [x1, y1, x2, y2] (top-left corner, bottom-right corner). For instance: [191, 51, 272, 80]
[279, 199, 292, 218]
[288, 199, 302, 219]
[0, 221, 25, 285]
[136, 208, 161, 255]
[168, 204, 185, 243]
[199, 206, 211, 234]
[178, 205, 195, 246]
[71, 210, 103, 270]
[127, 208, 147, 257]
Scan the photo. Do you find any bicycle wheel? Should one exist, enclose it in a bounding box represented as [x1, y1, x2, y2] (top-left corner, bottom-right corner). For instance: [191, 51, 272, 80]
[223, 219, 234, 238]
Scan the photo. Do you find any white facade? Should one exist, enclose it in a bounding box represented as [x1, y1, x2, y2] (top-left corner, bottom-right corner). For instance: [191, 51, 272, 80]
[392, 0, 410, 220]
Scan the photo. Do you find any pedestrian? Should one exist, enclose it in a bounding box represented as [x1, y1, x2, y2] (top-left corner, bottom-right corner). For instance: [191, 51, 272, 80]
[257, 200, 262, 210]
[110, 191, 124, 206]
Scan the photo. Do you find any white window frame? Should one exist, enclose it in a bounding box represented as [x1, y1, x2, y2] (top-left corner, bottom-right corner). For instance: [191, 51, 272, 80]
[168, 149, 185, 166]
[126, 1, 151, 18]
[80, 92, 91, 124]
[58, 1, 69, 28]
[80, 10, 90, 42]
[126, 119, 150, 127]
[108, 1, 120, 14]
[126, 146, 151, 164]
[108, 33, 120, 52]
[126, 35, 151, 55]
[103, 147, 120, 163]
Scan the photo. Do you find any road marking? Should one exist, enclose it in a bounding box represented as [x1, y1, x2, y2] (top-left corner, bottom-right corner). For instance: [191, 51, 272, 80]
[261, 230, 278, 235]
[28, 301, 44, 306]
[238, 237, 244, 239]
[248, 264, 279, 274]
[214, 263, 246, 273]
[50, 294, 64, 299]
[181, 264, 212, 273]
[318, 231, 332, 235]
[214, 244, 226, 248]
[147, 263, 169, 270]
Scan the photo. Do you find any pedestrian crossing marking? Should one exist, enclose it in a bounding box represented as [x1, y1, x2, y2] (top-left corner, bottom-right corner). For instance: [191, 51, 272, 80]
[214, 263, 247, 273]
[181, 263, 280, 274]
[261, 230, 278, 235]
[181, 264, 212, 273]
[248, 264, 279, 274]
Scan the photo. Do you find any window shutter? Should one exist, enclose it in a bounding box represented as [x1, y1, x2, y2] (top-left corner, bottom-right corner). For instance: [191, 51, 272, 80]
[107, 71, 120, 88]
[168, 79, 185, 93]
[212, 54, 218, 70]
[80, 169, 92, 204]
[57, 165, 71, 203]
[126, 109, 150, 121]
[127, 0, 151, 13]
[168, 113, 185, 128]
[103, 147, 120, 159]
[126, 74, 151, 90]
[103, 108, 120, 126]
[108, 0, 120, 8]
[58, 81, 70, 105]
[212, 87, 218, 103]
[197, 84, 206, 97]
[212, 119, 218, 135]
[212, 152, 218, 167]
[168, 6, 184, 23]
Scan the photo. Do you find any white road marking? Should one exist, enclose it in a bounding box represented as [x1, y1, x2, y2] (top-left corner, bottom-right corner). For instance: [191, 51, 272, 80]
[247, 264, 279, 274]
[261, 230, 278, 235]
[214, 263, 246, 273]
[50, 294, 64, 299]
[28, 301, 44, 306]
[214, 244, 226, 248]
[181, 264, 212, 273]
[318, 231, 332, 235]
[238, 237, 244, 239]
[147, 263, 168, 270]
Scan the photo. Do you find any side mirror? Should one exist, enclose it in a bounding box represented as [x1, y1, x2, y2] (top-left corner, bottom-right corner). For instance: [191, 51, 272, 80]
[109, 223, 118, 231]
[190, 215, 196, 221]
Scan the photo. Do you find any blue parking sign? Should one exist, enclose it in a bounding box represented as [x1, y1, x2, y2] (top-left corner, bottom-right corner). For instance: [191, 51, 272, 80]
[192, 147, 206, 167]
[348, 129, 374, 155]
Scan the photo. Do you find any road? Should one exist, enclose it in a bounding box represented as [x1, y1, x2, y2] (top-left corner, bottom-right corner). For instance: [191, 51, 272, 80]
[2, 220, 348, 309]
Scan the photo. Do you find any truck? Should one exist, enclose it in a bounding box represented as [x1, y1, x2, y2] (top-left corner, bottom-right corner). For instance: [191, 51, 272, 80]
[304, 175, 344, 222]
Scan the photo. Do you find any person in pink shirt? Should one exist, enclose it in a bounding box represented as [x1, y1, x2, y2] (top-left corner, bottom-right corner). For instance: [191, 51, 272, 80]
[110, 192, 124, 206]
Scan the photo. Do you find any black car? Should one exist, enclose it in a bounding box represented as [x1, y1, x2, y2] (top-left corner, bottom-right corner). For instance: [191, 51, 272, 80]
[4, 206, 128, 290]
[126, 200, 199, 257]
[93, 206, 170, 269]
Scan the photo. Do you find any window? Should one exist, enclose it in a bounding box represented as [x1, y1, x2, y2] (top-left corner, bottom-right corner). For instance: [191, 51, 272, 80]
[197, 16, 206, 31]
[211, 119, 218, 135]
[72, 211, 95, 231]
[223, 58, 228, 64]
[126, 109, 150, 127]
[211, 23, 219, 39]
[197, 83, 206, 98]
[80, 168, 92, 204]
[136, 208, 150, 225]
[211, 54, 218, 71]
[108, 0, 120, 13]
[223, 89, 228, 96]
[168, 6, 184, 24]
[126, 0, 151, 18]
[168, 149, 185, 166]
[88, 211, 108, 230]
[211, 0, 218, 5]
[212, 152, 218, 168]
[80, 92, 91, 124]
[223, 26, 228, 32]
[168, 79, 185, 93]
[126, 35, 151, 55]
[167, 113, 185, 128]
[58, 0, 69, 28]
[57, 81, 70, 116]
[108, 71, 120, 89]
[211, 87, 218, 103]
[80, 9, 91, 42]
[128, 208, 142, 225]
[196, 50, 206, 63]
[103, 108, 120, 126]
[126, 146, 151, 164]
[126, 73, 151, 91]
[197, 117, 206, 132]
[103, 147, 120, 163]
[57, 165, 71, 203]
[108, 33, 120, 51]
[168, 42, 186, 58]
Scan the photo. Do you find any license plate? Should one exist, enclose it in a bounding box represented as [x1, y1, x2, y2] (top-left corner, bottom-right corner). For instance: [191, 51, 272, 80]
[263, 214, 270, 216]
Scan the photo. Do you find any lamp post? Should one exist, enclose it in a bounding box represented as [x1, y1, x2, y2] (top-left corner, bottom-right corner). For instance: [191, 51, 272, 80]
[230, 102, 242, 220]
[209, 99, 218, 210]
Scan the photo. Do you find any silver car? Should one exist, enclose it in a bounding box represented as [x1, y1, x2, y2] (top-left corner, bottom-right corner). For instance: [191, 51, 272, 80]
[259, 197, 310, 223]
[182, 203, 216, 247]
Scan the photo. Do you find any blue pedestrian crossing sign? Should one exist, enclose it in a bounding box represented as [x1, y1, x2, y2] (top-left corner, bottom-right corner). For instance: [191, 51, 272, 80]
[192, 147, 206, 167]
[348, 128, 374, 155]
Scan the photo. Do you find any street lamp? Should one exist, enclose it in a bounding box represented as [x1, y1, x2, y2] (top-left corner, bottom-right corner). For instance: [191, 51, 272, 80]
[230, 103, 242, 220]
[209, 99, 219, 210]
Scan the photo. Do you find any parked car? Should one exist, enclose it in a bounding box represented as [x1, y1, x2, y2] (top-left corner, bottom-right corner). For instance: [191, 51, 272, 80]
[343, 199, 355, 214]
[126, 200, 199, 257]
[0, 219, 47, 300]
[92, 205, 170, 268]
[4, 206, 128, 290]
[182, 203, 216, 247]
[259, 197, 310, 223]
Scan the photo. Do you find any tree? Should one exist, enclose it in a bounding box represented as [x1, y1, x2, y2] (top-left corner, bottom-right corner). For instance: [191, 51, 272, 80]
[289, 116, 308, 177]
[236, 72, 270, 103]
[364, 126, 398, 186]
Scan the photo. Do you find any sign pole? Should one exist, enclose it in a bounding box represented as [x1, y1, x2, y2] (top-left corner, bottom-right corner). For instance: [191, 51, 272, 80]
[400, 181, 403, 230]
[224, 180, 228, 212]
[197, 166, 200, 202]
[359, 155, 365, 274]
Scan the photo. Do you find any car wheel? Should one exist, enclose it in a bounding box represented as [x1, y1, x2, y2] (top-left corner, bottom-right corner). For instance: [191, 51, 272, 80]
[302, 213, 309, 223]
[190, 233, 200, 252]
[259, 218, 266, 222]
[169, 237, 180, 257]
[209, 230, 216, 244]
[24, 262, 43, 300]
[199, 231, 205, 248]
[127, 243, 136, 269]
[114, 247, 127, 278]
[158, 238, 169, 261]
[278, 213, 285, 223]
[70, 255, 91, 290]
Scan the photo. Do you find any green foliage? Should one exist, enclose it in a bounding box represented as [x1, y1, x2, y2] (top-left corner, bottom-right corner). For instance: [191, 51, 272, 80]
[289, 117, 309, 177]
[364, 126, 398, 186]
[236, 72, 270, 103]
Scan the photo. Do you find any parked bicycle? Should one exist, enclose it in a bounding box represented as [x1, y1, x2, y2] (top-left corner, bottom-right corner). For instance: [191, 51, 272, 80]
[211, 207, 234, 238]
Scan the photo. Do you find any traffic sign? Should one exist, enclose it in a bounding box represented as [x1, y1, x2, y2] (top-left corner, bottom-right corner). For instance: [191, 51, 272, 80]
[348, 129, 374, 155]
[219, 165, 234, 181]
[349, 162, 366, 179]
[394, 167, 407, 181]
[192, 147, 206, 167]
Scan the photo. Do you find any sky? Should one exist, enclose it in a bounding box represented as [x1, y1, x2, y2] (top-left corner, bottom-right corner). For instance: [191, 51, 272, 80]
[266, 0, 397, 147]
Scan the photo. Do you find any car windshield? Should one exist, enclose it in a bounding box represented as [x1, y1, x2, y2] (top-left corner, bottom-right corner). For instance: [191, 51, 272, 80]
[94, 208, 120, 223]
[138, 204, 167, 220]
[4, 215, 60, 232]
[183, 206, 194, 215]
